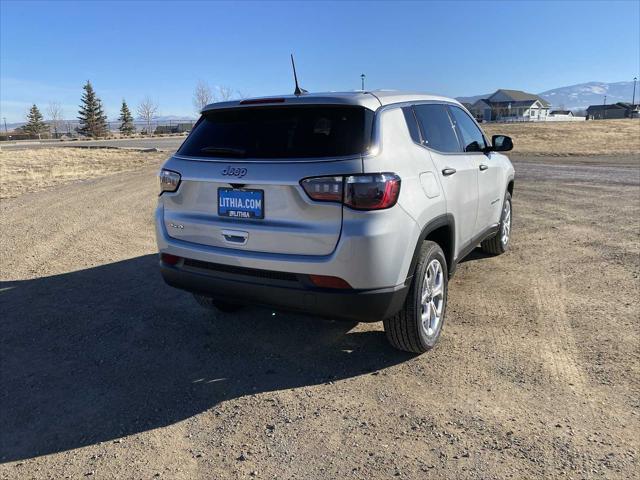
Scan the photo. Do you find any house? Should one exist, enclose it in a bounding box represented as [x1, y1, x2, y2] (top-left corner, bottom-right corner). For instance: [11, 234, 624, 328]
[548, 109, 586, 122]
[546, 109, 586, 122]
[176, 122, 194, 133]
[549, 110, 573, 117]
[470, 99, 492, 122]
[586, 103, 639, 120]
[616, 103, 640, 118]
[469, 89, 551, 122]
[153, 122, 194, 135]
[154, 125, 174, 134]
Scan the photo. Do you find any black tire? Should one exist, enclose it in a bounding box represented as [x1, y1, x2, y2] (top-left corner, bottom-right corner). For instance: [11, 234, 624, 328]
[481, 191, 512, 255]
[193, 294, 244, 313]
[383, 241, 448, 353]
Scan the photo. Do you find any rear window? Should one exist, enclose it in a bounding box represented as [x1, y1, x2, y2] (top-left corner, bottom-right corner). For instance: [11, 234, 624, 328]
[178, 105, 374, 159]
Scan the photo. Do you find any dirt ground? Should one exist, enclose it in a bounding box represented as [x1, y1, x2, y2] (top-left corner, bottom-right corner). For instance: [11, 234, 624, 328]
[1, 154, 639, 479]
[483, 119, 640, 156]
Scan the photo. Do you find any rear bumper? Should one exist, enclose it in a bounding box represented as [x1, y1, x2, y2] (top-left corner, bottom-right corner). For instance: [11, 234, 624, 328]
[155, 201, 421, 290]
[160, 260, 409, 323]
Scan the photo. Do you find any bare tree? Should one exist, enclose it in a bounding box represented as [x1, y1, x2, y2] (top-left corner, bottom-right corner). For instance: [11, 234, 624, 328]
[47, 101, 63, 138]
[216, 85, 234, 101]
[235, 90, 250, 100]
[193, 80, 213, 113]
[137, 96, 158, 136]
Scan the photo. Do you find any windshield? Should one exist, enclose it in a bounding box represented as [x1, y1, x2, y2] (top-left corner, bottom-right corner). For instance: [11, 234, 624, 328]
[177, 105, 374, 160]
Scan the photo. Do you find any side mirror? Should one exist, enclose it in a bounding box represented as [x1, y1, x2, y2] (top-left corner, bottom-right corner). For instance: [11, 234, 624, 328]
[490, 135, 513, 152]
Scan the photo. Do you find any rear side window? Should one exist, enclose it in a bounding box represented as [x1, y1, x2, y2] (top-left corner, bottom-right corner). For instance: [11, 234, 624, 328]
[413, 104, 461, 153]
[178, 105, 374, 160]
[402, 107, 421, 143]
[448, 106, 487, 152]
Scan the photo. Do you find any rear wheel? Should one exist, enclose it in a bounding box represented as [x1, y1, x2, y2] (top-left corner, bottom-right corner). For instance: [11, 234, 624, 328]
[481, 191, 512, 255]
[383, 241, 448, 353]
[193, 294, 244, 313]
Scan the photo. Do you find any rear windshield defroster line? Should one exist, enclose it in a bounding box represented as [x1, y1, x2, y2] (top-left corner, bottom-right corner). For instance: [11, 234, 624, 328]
[178, 105, 374, 160]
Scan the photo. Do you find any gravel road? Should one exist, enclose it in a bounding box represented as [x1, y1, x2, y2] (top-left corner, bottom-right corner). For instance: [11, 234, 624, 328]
[512, 155, 640, 186]
[1, 156, 638, 479]
[1, 136, 185, 151]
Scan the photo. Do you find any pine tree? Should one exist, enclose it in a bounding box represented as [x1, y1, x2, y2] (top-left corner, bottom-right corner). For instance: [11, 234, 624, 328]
[77, 80, 108, 137]
[118, 99, 135, 135]
[23, 104, 49, 137]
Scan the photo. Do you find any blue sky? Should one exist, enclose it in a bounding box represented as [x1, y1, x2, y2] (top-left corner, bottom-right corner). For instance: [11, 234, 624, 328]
[1, 0, 639, 122]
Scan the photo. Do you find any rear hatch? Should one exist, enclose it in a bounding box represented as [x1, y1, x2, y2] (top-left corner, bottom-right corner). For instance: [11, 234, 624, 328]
[161, 104, 373, 256]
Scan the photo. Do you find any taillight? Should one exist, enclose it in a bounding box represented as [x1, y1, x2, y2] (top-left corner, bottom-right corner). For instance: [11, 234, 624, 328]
[344, 173, 401, 210]
[300, 176, 343, 202]
[159, 169, 181, 194]
[300, 173, 401, 211]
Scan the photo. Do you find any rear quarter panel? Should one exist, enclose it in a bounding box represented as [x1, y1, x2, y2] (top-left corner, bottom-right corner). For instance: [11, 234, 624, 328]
[362, 107, 447, 280]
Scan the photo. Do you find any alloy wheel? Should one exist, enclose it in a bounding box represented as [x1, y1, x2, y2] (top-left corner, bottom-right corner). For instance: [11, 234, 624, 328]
[421, 259, 444, 337]
[501, 200, 512, 246]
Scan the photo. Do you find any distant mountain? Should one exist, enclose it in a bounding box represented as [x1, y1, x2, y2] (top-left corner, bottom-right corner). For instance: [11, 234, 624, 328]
[457, 81, 638, 111]
[538, 81, 636, 110]
[154, 115, 196, 122]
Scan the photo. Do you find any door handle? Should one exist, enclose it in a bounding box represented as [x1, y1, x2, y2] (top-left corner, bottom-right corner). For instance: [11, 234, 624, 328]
[442, 168, 457, 176]
[479, 164, 489, 171]
[222, 229, 248, 245]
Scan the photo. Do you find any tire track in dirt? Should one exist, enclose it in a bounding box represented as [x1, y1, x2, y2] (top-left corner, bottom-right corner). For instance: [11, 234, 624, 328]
[0, 167, 158, 280]
[532, 274, 587, 390]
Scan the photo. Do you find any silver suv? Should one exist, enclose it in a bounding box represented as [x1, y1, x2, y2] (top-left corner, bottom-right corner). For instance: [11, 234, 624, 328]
[155, 91, 515, 353]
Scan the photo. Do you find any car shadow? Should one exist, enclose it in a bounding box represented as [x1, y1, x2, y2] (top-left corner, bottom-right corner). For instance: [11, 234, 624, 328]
[0, 255, 412, 462]
[458, 247, 494, 264]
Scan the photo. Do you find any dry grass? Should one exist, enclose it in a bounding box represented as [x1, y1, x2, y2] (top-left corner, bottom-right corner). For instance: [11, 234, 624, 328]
[0, 147, 166, 199]
[483, 119, 640, 155]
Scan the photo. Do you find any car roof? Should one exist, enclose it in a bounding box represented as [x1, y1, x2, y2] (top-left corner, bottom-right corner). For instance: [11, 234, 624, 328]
[201, 90, 462, 113]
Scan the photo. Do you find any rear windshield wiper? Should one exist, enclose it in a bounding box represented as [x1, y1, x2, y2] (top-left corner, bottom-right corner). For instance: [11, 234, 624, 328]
[200, 146, 247, 158]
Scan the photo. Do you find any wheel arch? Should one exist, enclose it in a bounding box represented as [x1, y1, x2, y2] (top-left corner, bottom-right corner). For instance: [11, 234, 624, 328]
[406, 214, 456, 283]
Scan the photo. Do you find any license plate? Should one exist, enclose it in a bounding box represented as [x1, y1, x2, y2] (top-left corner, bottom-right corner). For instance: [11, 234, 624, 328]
[218, 188, 264, 219]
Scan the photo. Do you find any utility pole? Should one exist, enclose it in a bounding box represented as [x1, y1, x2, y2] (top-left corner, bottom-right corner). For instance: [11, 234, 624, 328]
[2, 117, 7, 134]
[603, 95, 607, 120]
[360, 73, 366, 91]
[632, 77, 637, 118]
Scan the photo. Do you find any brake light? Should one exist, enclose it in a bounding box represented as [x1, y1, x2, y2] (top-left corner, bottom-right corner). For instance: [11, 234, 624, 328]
[344, 173, 401, 210]
[300, 173, 401, 211]
[308, 275, 352, 289]
[239, 98, 286, 105]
